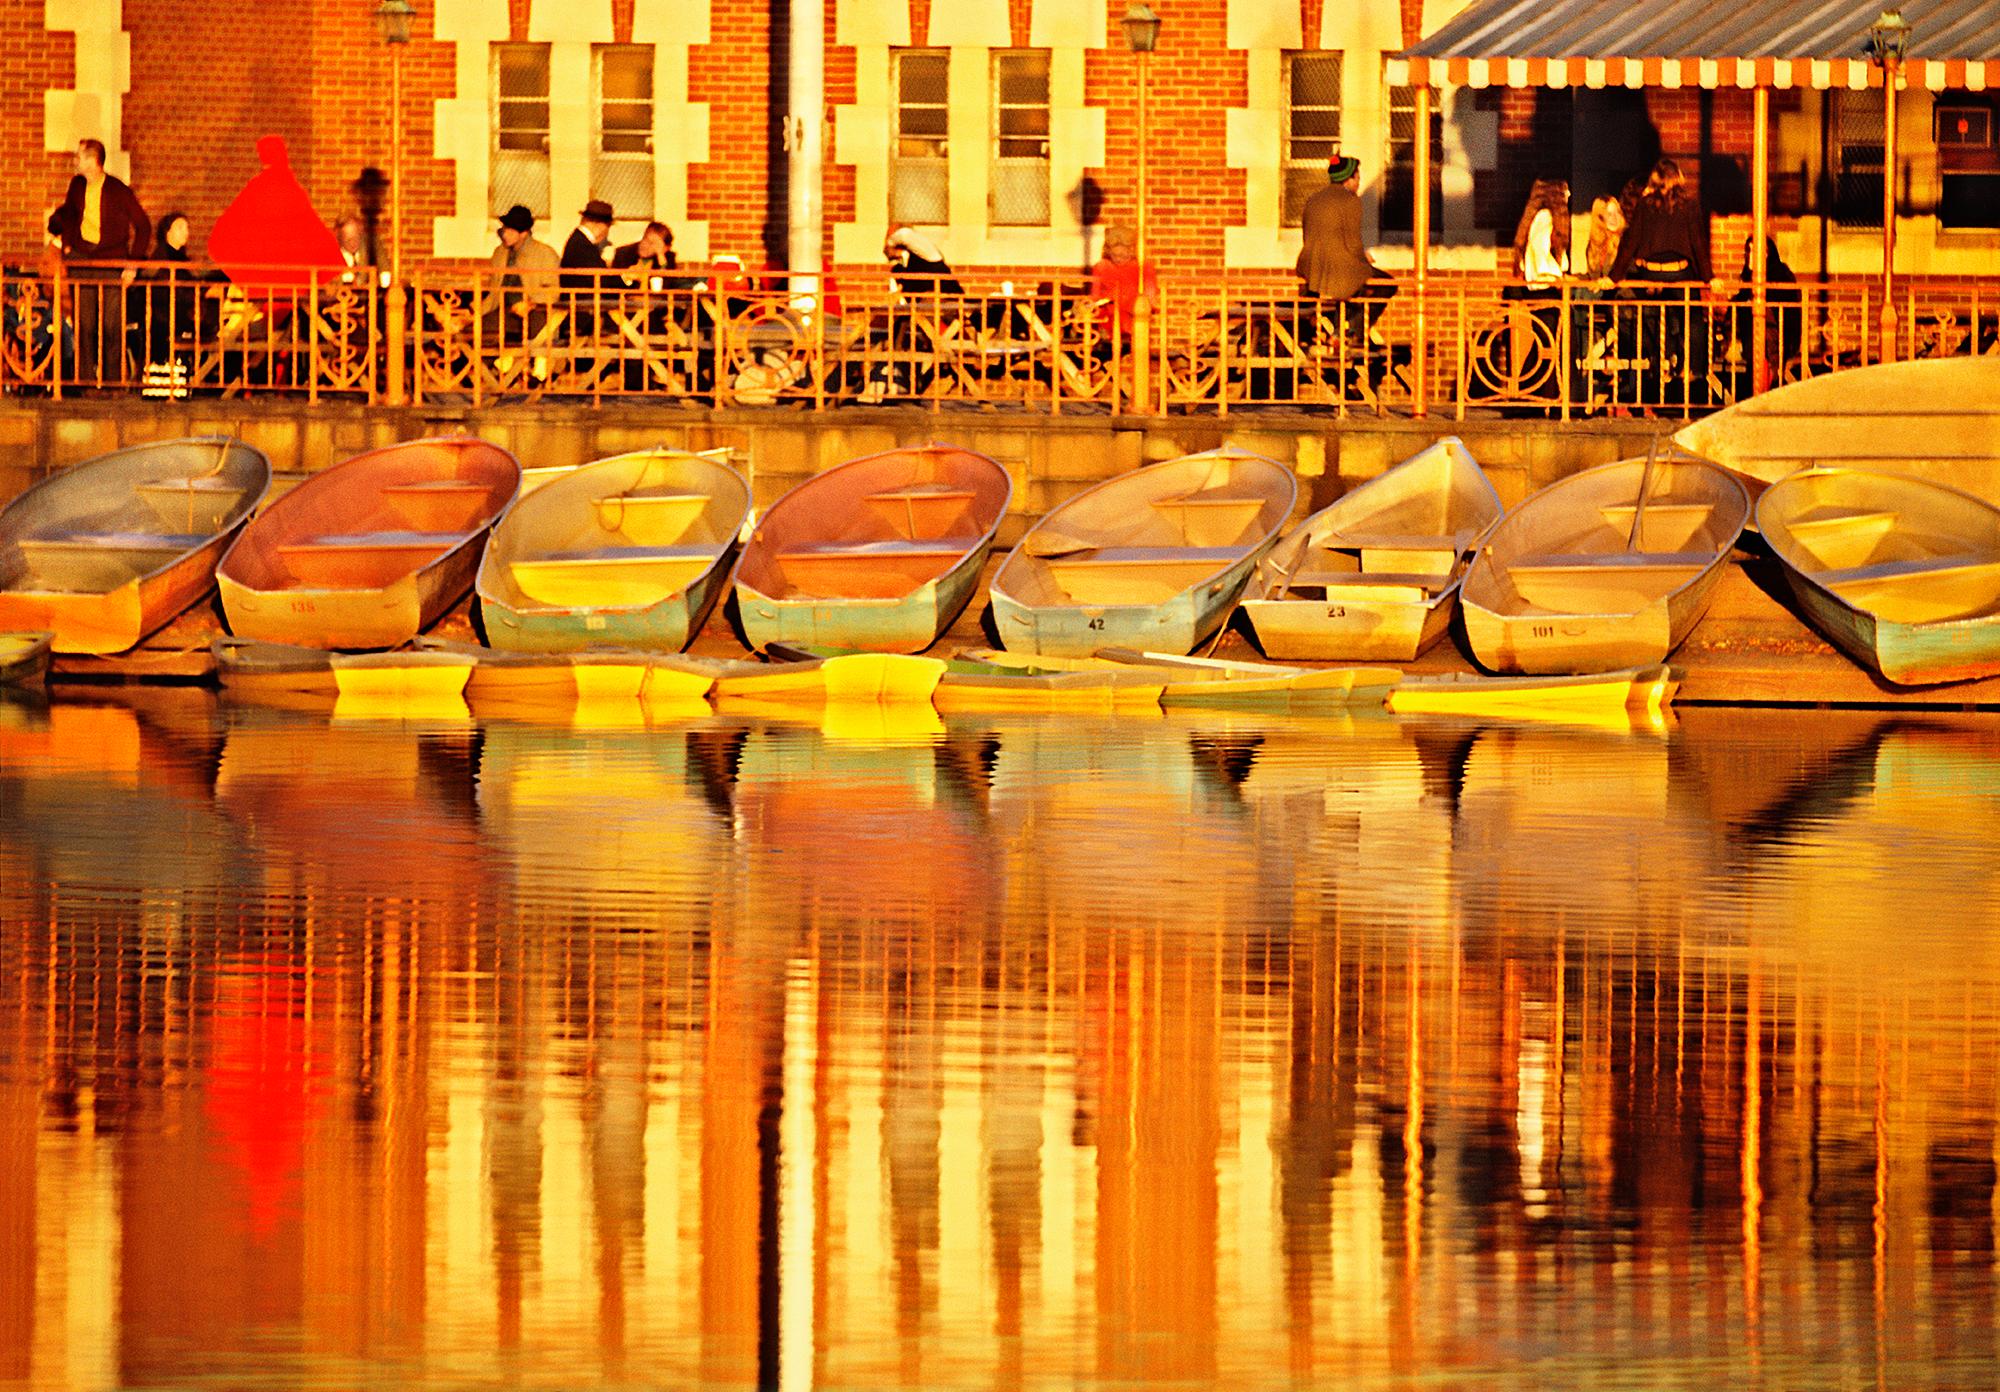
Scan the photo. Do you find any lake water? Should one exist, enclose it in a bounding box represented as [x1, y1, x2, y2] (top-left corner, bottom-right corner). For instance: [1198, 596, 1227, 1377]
[2, 691, 1998, 1389]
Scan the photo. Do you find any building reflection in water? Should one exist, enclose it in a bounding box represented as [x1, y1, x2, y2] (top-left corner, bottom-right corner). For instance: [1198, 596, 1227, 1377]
[1, 694, 1998, 1386]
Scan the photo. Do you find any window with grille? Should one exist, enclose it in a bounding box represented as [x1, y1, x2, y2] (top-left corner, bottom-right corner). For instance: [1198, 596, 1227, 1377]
[1282, 52, 1342, 226]
[492, 43, 551, 220]
[991, 51, 1050, 225]
[1831, 89, 1885, 228]
[1935, 94, 2000, 228]
[1381, 84, 1444, 234]
[594, 46, 654, 219]
[893, 50, 950, 225]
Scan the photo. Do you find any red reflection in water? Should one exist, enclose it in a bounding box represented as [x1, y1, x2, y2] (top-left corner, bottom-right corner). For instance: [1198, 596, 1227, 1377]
[203, 956, 328, 1238]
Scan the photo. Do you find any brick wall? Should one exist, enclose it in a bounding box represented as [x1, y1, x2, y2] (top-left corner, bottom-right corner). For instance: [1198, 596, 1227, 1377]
[1, 16, 70, 256]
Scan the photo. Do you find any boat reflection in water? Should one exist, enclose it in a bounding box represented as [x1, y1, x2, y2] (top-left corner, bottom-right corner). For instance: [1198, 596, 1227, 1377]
[1, 700, 1999, 1387]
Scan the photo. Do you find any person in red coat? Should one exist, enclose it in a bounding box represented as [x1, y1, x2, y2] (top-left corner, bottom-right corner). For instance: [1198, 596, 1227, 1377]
[1089, 225, 1159, 339]
[47, 138, 151, 386]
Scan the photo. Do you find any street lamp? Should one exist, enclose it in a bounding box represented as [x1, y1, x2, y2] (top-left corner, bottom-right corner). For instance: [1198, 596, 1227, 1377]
[1866, 6, 1910, 363]
[1123, 5, 1160, 262]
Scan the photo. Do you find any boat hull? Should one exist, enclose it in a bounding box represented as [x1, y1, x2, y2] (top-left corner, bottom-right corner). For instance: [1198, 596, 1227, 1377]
[221, 534, 487, 649]
[0, 632, 53, 687]
[1776, 546, 2000, 687]
[1240, 584, 1456, 661]
[991, 554, 1261, 657]
[737, 553, 987, 654]
[481, 557, 731, 653]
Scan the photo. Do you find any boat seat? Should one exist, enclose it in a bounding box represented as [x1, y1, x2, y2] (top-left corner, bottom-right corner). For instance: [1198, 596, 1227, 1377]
[135, 477, 246, 529]
[1283, 569, 1448, 598]
[1044, 547, 1245, 606]
[774, 539, 973, 598]
[509, 544, 721, 607]
[1045, 546, 1243, 568]
[1505, 551, 1712, 613]
[14, 532, 208, 590]
[1508, 550, 1715, 575]
[1816, 552, 2000, 589]
[1152, 493, 1270, 548]
[1323, 529, 1470, 575]
[592, 491, 711, 545]
[277, 530, 461, 586]
[379, 480, 496, 531]
[1786, 509, 1901, 534]
[862, 486, 981, 542]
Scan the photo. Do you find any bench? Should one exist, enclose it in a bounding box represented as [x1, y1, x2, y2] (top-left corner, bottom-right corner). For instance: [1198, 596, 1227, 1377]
[277, 530, 463, 586]
[1593, 502, 1720, 551]
[591, 491, 711, 546]
[135, 477, 248, 531]
[1815, 551, 2000, 624]
[1279, 569, 1449, 605]
[15, 531, 211, 590]
[862, 486, 979, 542]
[1320, 529, 1472, 576]
[379, 480, 496, 532]
[509, 543, 723, 607]
[1505, 550, 1714, 611]
[1044, 545, 1244, 606]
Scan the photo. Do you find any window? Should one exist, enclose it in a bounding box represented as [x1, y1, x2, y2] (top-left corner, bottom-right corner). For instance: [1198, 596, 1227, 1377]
[1381, 84, 1444, 234]
[893, 50, 950, 225]
[1936, 94, 2000, 228]
[1830, 89, 1884, 228]
[492, 43, 551, 219]
[991, 51, 1051, 225]
[1282, 52, 1342, 226]
[594, 46, 654, 218]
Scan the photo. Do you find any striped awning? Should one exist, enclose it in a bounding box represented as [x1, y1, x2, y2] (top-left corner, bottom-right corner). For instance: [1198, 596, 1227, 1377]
[1388, 0, 2000, 91]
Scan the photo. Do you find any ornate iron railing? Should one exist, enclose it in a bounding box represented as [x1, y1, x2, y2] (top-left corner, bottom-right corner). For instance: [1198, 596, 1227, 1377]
[3, 260, 1992, 419]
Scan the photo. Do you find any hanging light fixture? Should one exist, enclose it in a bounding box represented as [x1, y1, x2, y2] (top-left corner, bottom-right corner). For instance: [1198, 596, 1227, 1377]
[1122, 3, 1161, 54]
[375, 0, 416, 46]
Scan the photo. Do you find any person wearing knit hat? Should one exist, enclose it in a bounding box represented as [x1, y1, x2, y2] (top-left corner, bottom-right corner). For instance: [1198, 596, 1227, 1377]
[1326, 154, 1362, 185]
[1296, 150, 1390, 306]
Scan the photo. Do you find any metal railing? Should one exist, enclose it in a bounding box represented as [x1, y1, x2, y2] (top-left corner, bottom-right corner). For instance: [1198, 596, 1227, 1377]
[3, 260, 1992, 418]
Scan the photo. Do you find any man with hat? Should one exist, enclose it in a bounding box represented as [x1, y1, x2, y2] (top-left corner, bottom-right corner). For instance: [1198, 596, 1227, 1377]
[1295, 154, 1398, 378]
[482, 203, 558, 340]
[560, 199, 615, 337]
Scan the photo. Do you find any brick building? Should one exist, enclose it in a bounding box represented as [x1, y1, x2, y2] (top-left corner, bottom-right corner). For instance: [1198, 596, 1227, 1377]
[8, 0, 1999, 285]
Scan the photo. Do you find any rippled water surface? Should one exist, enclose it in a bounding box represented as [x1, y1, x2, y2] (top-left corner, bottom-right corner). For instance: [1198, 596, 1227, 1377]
[3, 691, 1999, 1389]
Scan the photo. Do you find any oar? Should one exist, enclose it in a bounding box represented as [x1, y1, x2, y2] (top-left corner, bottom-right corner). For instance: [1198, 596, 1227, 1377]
[1626, 433, 1662, 553]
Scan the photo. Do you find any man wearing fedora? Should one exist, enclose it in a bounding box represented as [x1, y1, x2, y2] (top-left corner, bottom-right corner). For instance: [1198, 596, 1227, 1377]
[561, 199, 615, 335]
[482, 203, 558, 340]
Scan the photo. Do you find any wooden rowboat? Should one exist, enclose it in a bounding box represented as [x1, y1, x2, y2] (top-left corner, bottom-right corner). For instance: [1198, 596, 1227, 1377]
[991, 446, 1297, 656]
[712, 651, 948, 705]
[477, 446, 750, 653]
[1388, 666, 1677, 722]
[731, 445, 1012, 653]
[217, 436, 519, 649]
[411, 634, 718, 706]
[1460, 453, 1750, 675]
[0, 436, 270, 653]
[1242, 437, 1502, 660]
[1756, 467, 2000, 686]
[1674, 357, 2000, 498]
[964, 645, 1398, 711]
[0, 631, 53, 687]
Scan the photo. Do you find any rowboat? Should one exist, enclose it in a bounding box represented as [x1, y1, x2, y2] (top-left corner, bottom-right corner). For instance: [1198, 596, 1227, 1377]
[477, 446, 750, 652]
[411, 634, 718, 705]
[1674, 357, 2000, 498]
[1388, 666, 1678, 722]
[1241, 437, 1502, 660]
[0, 631, 53, 687]
[713, 651, 948, 704]
[329, 651, 475, 702]
[731, 445, 1013, 652]
[952, 647, 1170, 708]
[991, 446, 1297, 656]
[213, 636, 336, 696]
[1460, 453, 1750, 675]
[0, 436, 270, 653]
[964, 645, 1398, 711]
[217, 436, 519, 649]
[1756, 467, 2000, 685]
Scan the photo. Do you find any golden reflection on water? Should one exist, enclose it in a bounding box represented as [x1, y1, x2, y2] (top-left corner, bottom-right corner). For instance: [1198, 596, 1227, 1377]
[2, 691, 2000, 1388]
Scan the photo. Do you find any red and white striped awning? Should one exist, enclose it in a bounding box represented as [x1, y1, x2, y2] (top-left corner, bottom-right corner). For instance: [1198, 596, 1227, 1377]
[1390, 0, 2000, 91]
[1385, 54, 1998, 90]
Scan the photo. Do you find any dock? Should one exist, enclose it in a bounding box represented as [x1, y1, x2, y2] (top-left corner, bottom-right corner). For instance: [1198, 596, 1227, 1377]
[43, 549, 2000, 710]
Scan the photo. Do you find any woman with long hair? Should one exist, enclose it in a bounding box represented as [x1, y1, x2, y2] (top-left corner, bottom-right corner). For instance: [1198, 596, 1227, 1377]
[1608, 157, 1711, 407]
[1511, 178, 1571, 289]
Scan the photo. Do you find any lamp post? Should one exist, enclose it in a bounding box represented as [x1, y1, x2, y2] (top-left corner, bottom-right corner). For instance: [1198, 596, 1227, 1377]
[1122, 4, 1161, 262]
[1866, 6, 1910, 364]
[376, 0, 415, 404]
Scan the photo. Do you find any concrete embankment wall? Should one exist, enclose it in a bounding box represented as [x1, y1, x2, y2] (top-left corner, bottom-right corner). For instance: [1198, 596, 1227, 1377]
[0, 400, 1667, 539]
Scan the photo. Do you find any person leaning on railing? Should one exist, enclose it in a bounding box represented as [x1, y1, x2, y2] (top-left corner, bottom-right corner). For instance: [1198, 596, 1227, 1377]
[1608, 158, 1714, 409]
[1089, 224, 1159, 341]
[47, 138, 151, 387]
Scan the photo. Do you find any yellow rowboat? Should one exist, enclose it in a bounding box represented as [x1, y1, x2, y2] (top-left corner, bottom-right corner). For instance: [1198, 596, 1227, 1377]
[712, 652, 948, 705]
[1388, 666, 1678, 721]
[1243, 437, 1503, 661]
[478, 446, 749, 653]
[991, 446, 1297, 657]
[1460, 453, 1750, 675]
[932, 661, 1148, 714]
[411, 635, 721, 707]
[949, 647, 1171, 707]
[329, 651, 476, 701]
[218, 436, 520, 649]
[1096, 649, 1403, 711]
[0, 632, 54, 687]
[0, 436, 270, 654]
[1756, 467, 2000, 686]
[213, 636, 337, 696]
[1675, 357, 2000, 498]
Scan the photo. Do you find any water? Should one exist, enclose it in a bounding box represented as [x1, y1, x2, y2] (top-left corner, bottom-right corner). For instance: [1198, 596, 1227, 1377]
[3, 691, 1999, 1389]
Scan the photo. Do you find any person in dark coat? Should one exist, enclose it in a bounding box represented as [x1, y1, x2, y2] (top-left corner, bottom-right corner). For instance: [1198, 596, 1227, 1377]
[1728, 235, 1802, 398]
[1610, 157, 1711, 405]
[560, 198, 614, 336]
[143, 212, 196, 367]
[1296, 154, 1397, 346]
[47, 138, 151, 386]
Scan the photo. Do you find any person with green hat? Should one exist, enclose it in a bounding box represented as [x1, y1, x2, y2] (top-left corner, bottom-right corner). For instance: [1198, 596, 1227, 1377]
[1294, 153, 1398, 383]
